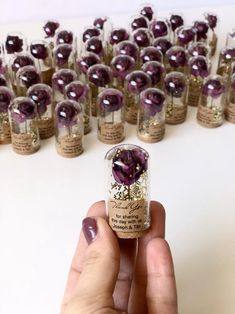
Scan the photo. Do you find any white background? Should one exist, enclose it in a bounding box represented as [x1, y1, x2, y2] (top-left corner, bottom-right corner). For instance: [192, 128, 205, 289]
[0, 2, 235, 314]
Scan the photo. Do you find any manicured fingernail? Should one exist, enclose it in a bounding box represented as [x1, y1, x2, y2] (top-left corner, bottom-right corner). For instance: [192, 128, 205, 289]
[82, 217, 97, 244]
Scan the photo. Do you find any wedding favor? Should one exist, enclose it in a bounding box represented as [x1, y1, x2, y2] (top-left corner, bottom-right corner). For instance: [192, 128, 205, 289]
[52, 69, 77, 105]
[204, 12, 218, 56]
[16, 65, 41, 96]
[217, 47, 235, 79]
[111, 54, 135, 91]
[53, 44, 75, 70]
[165, 46, 188, 73]
[142, 61, 166, 89]
[77, 52, 100, 83]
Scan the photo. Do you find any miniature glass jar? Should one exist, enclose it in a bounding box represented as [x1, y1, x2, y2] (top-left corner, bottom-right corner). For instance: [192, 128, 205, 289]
[85, 36, 106, 63]
[16, 65, 41, 96]
[138, 88, 166, 143]
[197, 75, 226, 128]
[111, 55, 135, 91]
[124, 70, 151, 124]
[204, 12, 218, 56]
[30, 40, 53, 86]
[225, 73, 235, 123]
[27, 83, 54, 139]
[0, 86, 14, 144]
[139, 46, 163, 65]
[217, 47, 235, 79]
[93, 16, 112, 42]
[150, 18, 171, 40]
[87, 64, 112, 116]
[130, 15, 149, 31]
[105, 144, 150, 239]
[52, 69, 77, 105]
[55, 30, 74, 46]
[43, 20, 60, 49]
[175, 26, 195, 48]
[188, 56, 210, 107]
[188, 42, 209, 58]
[53, 44, 75, 70]
[169, 13, 184, 43]
[132, 28, 152, 49]
[142, 61, 166, 89]
[76, 52, 101, 83]
[140, 4, 155, 21]
[193, 21, 209, 43]
[115, 40, 139, 63]
[55, 100, 83, 158]
[5, 32, 26, 57]
[152, 38, 172, 62]
[164, 71, 188, 124]
[165, 46, 188, 74]
[65, 80, 91, 134]
[82, 26, 102, 45]
[9, 97, 40, 155]
[107, 28, 129, 65]
[97, 88, 125, 144]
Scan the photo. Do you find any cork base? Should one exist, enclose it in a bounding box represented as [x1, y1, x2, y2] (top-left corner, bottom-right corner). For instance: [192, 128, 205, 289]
[137, 131, 164, 143]
[197, 105, 223, 128]
[115, 228, 149, 239]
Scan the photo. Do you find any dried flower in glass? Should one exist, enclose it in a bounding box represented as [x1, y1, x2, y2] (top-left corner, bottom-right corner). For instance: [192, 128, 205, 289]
[16, 65, 41, 96]
[124, 70, 151, 124]
[27, 83, 54, 139]
[152, 38, 172, 61]
[65, 80, 91, 134]
[93, 16, 112, 42]
[43, 20, 60, 50]
[111, 55, 135, 91]
[107, 28, 129, 65]
[217, 47, 235, 79]
[87, 64, 112, 116]
[55, 100, 83, 158]
[169, 13, 184, 42]
[77, 52, 101, 83]
[115, 40, 139, 63]
[0, 87, 14, 144]
[225, 73, 235, 123]
[55, 30, 74, 46]
[188, 42, 209, 58]
[165, 46, 188, 74]
[140, 4, 155, 21]
[204, 12, 218, 56]
[97, 88, 125, 144]
[85, 36, 106, 63]
[142, 61, 166, 89]
[9, 97, 40, 154]
[5, 32, 26, 56]
[130, 15, 149, 31]
[52, 69, 77, 105]
[164, 71, 188, 124]
[105, 144, 150, 238]
[150, 18, 170, 40]
[82, 26, 102, 44]
[197, 75, 226, 128]
[140, 46, 163, 65]
[30, 40, 53, 86]
[138, 88, 166, 143]
[188, 56, 210, 107]
[176, 26, 195, 48]
[132, 28, 152, 49]
[53, 44, 75, 70]
[193, 20, 209, 43]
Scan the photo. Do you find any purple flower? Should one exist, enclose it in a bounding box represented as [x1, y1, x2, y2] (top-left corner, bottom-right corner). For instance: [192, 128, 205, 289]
[86, 37, 103, 55]
[140, 5, 154, 21]
[188, 42, 209, 57]
[0, 74, 7, 87]
[125, 70, 151, 94]
[164, 72, 186, 98]
[150, 19, 169, 38]
[221, 47, 235, 61]
[5, 34, 23, 54]
[11, 98, 36, 123]
[87, 64, 112, 87]
[132, 28, 151, 48]
[54, 44, 72, 67]
[93, 17, 108, 30]
[204, 13, 217, 30]
[109, 28, 129, 45]
[140, 88, 165, 116]
[153, 38, 172, 55]
[55, 100, 80, 127]
[52, 69, 77, 93]
[166, 46, 187, 68]
[65, 81, 89, 102]
[77, 52, 100, 74]
[112, 148, 148, 186]
[98, 88, 123, 112]
[116, 40, 139, 61]
[193, 21, 209, 40]
[177, 26, 195, 45]
[17, 66, 41, 89]
[0, 87, 14, 113]
[111, 55, 135, 79]
[43, 20, 60, 37]
[170, 14, 184, 31]
[142, 61, 165, 86]
[131, 15, 149, 31]
[27, 84, 52, 116]
[56, 30, 73, 45]
[202, 76, 226, 98]
[30, 42, 48, 59]
[189, 56, 209, 78]
[140, 46, 162, 64]
[11, 53, 34, 73]
[82, 27, 101, 43]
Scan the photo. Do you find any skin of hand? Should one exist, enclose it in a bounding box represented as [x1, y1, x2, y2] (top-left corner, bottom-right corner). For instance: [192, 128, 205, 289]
[61, 200, 177, 314]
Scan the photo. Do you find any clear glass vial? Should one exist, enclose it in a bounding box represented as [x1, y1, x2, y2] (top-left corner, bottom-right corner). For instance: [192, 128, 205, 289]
[139, 46, 163, 65]
[111, 54, 135, 91]
[188, 42, 209, 58]
[76, 52, 101, 83]
[139, 4, 155, 22]
[53, 44, 75, 70]
[5, 32, 27, 57]
[225, 73, 235, 123]
[55, 100, 83, 158]
[16, 65, 41, 96]
[43, 20, 60, 50]
[105, 144, 150, 239]
[142, 61, 166, 89]
[175, 26, 195, 48]
[169, 13, 184, 43]
[165, 46, 188, 74]
[217, 47, 235, 79]
[204, 12, 218, 56]
[9, 97, 40, 155]
[115, 40, 139, 63]
[0, 86, 14, 144]
[107, 27, 129, 65]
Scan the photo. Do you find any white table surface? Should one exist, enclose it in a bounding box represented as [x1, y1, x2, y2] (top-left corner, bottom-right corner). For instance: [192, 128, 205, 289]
[0, 5, 235, 314]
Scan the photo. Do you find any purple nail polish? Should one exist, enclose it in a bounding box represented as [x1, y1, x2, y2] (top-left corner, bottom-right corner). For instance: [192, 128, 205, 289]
[82, 217, 97, 244]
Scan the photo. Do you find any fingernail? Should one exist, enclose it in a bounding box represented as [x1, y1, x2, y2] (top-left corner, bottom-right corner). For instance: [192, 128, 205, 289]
[82, 217, 97, 244]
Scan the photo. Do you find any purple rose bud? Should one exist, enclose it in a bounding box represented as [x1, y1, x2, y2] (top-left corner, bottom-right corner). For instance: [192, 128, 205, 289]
[153, 38, 172, 55]
[221, 47, 235, 61]
[140, 46, 163, 64]
[30, 42, 48, 59]
[65, 81, 89, 101]
[204, 13, 217, 30]
[17, 66, 41, 89]
[109, 28, 129, 45]
[5, 34, 24, 54]
[112, 147, 148, 186]
[55, 100, 80, 127]
[111, 55, 135, 79]
[164, 72, 187, 98]
[56, 30, 73, 45]
[125, 70, 151, 94]
[77, 52, 101, 74]
[27, 83, 52, 116]
[93, 17, 108, 30]
[189, 56, 209, 78]
[170, 14, 184, 31]
[52, 69, 77, 93]
[131, 15, 149, 31]
[82, 27, 101, 43]
[11, 97, 36, 123]
[188, 42, 209, 57]
[43, 20, 60, 37]
[142, 61, 165, 86]
[54, 44, 73, 67]
[177, 26, 195, 45]
[202, 75, 226, 98]
[0, 74, 7, 87]
[85, 37, 103, 55]
[150, 19, 169, 38]
[87, 64, 112, 87]
[231, 73, 235, 90]
[140, 5, 154, 21]
[132, 28, 152, 48]
[193, 21, 209, 40]
[140, 87, 165, 116]
[116, 40, 139, 61]
[11, 53, 34, 73]
[166, 46, 187, 68]
[0, 86, 14, 114]
[98, 88, 124, 112]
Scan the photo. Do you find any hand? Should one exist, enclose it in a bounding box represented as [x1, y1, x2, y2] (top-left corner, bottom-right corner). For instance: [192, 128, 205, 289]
[61, 200, 177, 314]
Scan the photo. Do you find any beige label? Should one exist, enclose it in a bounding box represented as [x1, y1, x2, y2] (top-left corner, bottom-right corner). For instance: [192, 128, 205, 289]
[125, 106, 138, 124]
[138, 122, 165, 143]
[225, 102, 235, 123]
[188, 80, 201, 107]
[108, 199, 147, 234]
[57, 135, 83, 158]
[197, 105, 223, 128]
[166, 105, 187, 124]
[0, 122, 11, 144]
[99, 122, 124, 144]
[41, 68, 53, 86]
[12, 133, 39, 155]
